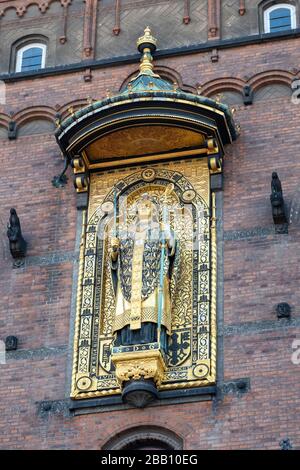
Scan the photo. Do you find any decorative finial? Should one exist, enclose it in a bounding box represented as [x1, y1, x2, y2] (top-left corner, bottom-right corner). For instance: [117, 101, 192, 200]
[136, 26, 157, 52]
[135, 27, 159, 78]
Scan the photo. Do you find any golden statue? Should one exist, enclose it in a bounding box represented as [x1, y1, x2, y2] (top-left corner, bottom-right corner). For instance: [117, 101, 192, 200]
[110, 188, 178, 353]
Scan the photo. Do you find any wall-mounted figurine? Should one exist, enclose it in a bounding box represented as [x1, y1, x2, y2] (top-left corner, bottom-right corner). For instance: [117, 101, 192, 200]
[243, 85, 253, 106]
[270, 172, 288, 233]
[7, 208, 27, 261]
[276, 303, 291, 319]
[5, 336, 18, 351]
[279, 438, 293, 450]
[8, 121, 17, 140]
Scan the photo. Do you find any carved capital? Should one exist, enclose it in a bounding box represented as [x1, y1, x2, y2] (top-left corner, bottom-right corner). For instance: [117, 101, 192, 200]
[112, 349, 167, 388]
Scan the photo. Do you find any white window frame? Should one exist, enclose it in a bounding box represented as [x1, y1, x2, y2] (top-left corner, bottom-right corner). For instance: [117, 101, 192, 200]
[264, 3, 296, 33]
[16, 43, 46, 73]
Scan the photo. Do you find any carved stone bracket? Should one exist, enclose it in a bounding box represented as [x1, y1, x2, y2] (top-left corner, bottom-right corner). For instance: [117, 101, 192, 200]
[112, 348, 167, 388]
[219, 378, 251, 396]
[72, 156, 89, 194]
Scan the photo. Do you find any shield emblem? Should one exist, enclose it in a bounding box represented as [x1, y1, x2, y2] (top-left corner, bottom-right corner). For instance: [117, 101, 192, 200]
[167, 329, 191, 366]
[99, 336, 114, 373]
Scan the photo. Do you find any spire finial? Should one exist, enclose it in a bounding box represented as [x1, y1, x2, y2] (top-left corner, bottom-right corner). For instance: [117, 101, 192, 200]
[136, 27, 159, 77]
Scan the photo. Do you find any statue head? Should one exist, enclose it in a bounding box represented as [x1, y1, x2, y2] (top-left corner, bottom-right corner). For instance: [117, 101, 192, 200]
[135, 194, 158, 225]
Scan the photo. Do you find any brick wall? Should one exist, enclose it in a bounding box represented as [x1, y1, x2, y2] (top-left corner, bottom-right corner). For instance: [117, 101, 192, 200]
[0, 35, 300, 449]
[1, 0, 298, 74]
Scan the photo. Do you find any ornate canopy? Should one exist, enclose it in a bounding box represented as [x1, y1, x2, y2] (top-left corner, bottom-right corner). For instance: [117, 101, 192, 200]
[55, 27, 238, 174]
[62, 29, 240, 406]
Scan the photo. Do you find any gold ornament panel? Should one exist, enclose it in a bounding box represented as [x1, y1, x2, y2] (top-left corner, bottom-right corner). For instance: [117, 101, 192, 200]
[71, 159, 216, 399]
[86, 125, 205, 161]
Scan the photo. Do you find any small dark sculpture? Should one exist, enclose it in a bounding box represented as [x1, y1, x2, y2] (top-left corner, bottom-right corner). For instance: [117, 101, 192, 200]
[279, 438, 293, 450]
[52, 155, 69, 188]
[5, 336, 18, 351]
[8, 121, 17, 140]
[276, 303, 291, 319]
[270, 172, 288, 233]
[243, 85, 253, 106]
[7, 208, 27, 259]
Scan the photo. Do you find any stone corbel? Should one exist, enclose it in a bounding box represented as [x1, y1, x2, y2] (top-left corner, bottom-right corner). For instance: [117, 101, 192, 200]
[72, 156, 89, 209]
[206, 138, 222, 174]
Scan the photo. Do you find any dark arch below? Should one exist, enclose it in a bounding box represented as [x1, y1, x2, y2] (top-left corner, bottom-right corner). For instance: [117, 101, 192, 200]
[102, 425, 183, 450]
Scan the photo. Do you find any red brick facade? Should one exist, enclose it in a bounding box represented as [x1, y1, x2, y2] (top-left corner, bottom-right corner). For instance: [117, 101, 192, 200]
[0, 2, 300, 449]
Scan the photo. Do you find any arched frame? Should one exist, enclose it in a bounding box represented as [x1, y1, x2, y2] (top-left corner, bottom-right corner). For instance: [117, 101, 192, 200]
[102, 425, 183, 450]
[71, 161, 217, 401]
[263, 2, 297, 33]
[15, 42, 47, 73]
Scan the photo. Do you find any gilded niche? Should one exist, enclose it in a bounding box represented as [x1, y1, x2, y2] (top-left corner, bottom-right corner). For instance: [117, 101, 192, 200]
[86, 125, 206, 161]
[71, 162, 216, 400]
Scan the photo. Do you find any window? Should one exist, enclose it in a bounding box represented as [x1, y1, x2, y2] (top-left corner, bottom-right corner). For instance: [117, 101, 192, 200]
[16, 43, 46, 73]
[264, 4, 296, 33]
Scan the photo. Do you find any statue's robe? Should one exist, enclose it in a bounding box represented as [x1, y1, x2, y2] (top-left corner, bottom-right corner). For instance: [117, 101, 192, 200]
[111, 224, 177, 352]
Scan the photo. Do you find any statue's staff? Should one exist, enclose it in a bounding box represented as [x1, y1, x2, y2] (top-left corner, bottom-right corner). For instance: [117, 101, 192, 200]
[157, 183, 174, 349]
[113, 187, 118, 237]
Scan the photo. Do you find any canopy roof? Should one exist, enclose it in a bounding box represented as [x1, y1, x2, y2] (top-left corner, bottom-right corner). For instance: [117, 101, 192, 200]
[55, 27, 238, 170]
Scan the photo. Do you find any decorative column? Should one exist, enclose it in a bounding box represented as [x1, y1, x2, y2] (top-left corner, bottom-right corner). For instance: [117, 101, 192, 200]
[59, 0, 72, 44]
[82, 0, 98, 59]
[208, 0, 221, 40]
[113, 0, 121, 35]
[239, 0, 246, 16]
[183, 0, 190, 24]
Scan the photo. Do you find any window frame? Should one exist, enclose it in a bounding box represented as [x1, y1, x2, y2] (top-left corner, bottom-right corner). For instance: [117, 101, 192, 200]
[264, 3, 296, 33]
[15, 43, 47, 73]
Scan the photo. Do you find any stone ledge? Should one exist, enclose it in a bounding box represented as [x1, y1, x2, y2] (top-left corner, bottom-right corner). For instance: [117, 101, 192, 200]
[222, 318, 300, 337]
[69, 386, 217, 415]
[6, 345, 67, 361]
[224, 226, 275, 241]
